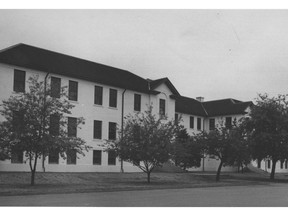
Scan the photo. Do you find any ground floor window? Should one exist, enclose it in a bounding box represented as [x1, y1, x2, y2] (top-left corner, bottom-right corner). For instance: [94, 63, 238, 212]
[267, 160, 271, 169]
[108, 151, 116, 165]
[93, 150, 102, 165]
[11, 150, 23, 164]
[49, 150, 59, 164]
[67, 149, 77, 165]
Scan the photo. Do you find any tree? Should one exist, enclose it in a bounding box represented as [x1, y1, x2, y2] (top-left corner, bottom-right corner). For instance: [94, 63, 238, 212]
[200, 120, 248, 181]
[0, 75, 90, 185]
[244, 94, 288, 180]
[171, 128, 202, 171]
[106, 106, 180, 183]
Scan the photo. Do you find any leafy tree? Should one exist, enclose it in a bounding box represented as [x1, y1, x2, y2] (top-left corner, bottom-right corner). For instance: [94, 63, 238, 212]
[172, 128, 202, 171]
[244, 94, 288, 180]
[106, 106, 180, 183]
[0, 75, 90, 185]
[200, 120, 248, 181]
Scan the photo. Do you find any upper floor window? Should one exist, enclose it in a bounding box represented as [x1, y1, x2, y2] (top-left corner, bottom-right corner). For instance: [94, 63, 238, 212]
[68, 117, 77, 137]
[50, 114, 60, 136]
[67, 149, 77, 165]
[226, 117, 232, 129]
[134, 94, 141, 111]
[51, 77, 61, 98]
[94, 86, 103, 105]
[93, 150, 102, 165]
[159, 99, 166, 116]
[93, 120, 102, 139]
[108, 122, 117, 140]
[209, 118, 215, 131]
[69, 80, 78, 101]
[190, 116, 194, 129]
[13, 69, 26, 93]
[197, 118, 202, 130]
[109, 89, 117, 108]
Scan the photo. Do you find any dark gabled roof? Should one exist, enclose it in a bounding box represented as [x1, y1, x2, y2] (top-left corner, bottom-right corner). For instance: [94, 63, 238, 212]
[148, 77, 180, 96]
[175, 96, 208, 117]
[0, 43, 150, 93]
[202, 98, 253, 117]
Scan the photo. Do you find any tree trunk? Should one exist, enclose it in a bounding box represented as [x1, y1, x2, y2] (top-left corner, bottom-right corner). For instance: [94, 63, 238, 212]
[147, 172, 151, 183]
[216, 161, 223, 182]
[31, 170, 35, 186]
[270, 159, 277, 180]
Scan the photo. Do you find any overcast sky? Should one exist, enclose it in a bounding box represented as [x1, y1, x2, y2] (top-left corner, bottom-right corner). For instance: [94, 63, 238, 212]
[0, 10, 288, 102]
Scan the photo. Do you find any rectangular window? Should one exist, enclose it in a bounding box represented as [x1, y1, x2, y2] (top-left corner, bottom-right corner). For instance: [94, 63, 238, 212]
[50, 114, 60, 136]
[190, 116, 194, 129]
[268, 160, 271, 169]
[93, 150, 102, 165]
[108, 151, 116, 165]
[49, 150, 59, 164]
[93, 120, 102, 139]
[159, 99, 166, 116]
[13, 69, 26, 93]
[67, 149, 77, 165]
[197, 118, 201, 130]
[94, 86, 103, 105]
[134, 94, 141, 111]
[12, 111, 24, 132]
[285, 160, 288, 169]
[226, 117, 232, 129]
[51, 77, 61, 98]
[175, 113, 179, 124]
[11, 150, 23, 164]
[108, 122, 117, 140]
[209, 118, 215, 131]
[109, 89, 117, 108]
[69, 80, 78, 101]
[68, 117, 77, 137]
[280, 161, 284, 169]
[257, 160, 261, 168]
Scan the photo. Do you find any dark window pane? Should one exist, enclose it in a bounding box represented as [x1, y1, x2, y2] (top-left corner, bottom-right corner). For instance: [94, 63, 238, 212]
[11, 150, 23, 164]
[190, 116, 194, 129]
[108, 151, 116, 165]
[197, 118, 201, 130]
[94, 86, 103, 105]
[108, 122, 117, 140]
[93, 120, 102, 139]
[109, 89, 117, 108]
[133, 125, 141, 143]
[69, 80, 78, 101]
[226, 117, 232, 129]
[134, 94, 141, 111]
[67, 149, 77, 165]
[12, 111, 24, 132]
[285, 160, 288, 169]
[209, 118, 215, 130]
[159, 99, 165, 116]
[51, 77, 61, 98]
[257, 160, 261, 168]
[13, 69, 26, 93]
[93, 150, 102, 165]
[175, 113, 179, 124]
[68, 117, 77, 137]
[50, 114, 60, 136]
[49, 150, 59, 164]
[268, 160, 271, 169]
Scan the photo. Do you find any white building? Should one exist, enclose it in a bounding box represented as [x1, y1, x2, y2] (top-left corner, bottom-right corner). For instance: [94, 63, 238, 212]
[0, 43, 277, 173]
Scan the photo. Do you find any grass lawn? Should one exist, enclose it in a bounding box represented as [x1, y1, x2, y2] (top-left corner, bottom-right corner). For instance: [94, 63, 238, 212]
[0, 171, 286, 196]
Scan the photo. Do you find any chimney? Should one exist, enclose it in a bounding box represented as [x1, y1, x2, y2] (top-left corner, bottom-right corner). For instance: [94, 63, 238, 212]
[196, 96, 204, 102]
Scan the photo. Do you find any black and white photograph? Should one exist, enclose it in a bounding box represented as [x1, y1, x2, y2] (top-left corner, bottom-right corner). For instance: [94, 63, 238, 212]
[0, 1, 288, 209]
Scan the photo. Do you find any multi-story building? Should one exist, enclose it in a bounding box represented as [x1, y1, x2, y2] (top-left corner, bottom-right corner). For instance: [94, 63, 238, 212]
[0, 43, 281, 173]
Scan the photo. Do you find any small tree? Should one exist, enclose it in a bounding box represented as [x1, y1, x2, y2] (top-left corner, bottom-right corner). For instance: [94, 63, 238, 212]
[200, 120, 247, 181]
[0, 75, 90, 185]
[172, 128, 202, 171]
[244, 94, 288, 180]
[106, 106, 180, 183]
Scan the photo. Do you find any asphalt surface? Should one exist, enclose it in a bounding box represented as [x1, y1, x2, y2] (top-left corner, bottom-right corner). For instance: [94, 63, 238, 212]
[1, 183, 288, 207]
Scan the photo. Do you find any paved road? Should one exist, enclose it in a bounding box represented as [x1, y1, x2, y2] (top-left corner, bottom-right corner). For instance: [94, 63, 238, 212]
[1, 184, 288, 206]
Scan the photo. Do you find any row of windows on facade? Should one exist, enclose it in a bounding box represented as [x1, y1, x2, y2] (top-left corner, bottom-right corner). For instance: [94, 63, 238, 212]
[175, 113, 202, 130]
[10, 150, 117, 166]
[257, 159, 288, 170]
[13, 70, 167, 114]
[209, 117, 233, 131]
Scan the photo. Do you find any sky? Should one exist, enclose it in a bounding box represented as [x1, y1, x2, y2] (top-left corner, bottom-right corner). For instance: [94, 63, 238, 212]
[0, 9, 288, 102]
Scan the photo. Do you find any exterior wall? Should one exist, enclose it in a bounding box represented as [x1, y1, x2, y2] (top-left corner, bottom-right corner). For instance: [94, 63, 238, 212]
[0, 63, 177, 173]
[175, 112, 204, 136]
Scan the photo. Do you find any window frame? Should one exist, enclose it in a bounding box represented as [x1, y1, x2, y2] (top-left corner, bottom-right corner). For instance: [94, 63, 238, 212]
[13, 69, 26, 93]
[93, 120, 102, 139]
[11, 150, 23, 164]
[134, 94, 141, 111]
[190, 116, 194, 129]
[108, 151, 116, 165]
[108, 122, 117, 140]
[94, 85, 103, 105]
[66, 149, 77, 165]
[51, 76, 61, 98]
[159, 99, 166, 116]
[93, 150, 102, 165]
[109, 88, 117, 108]
[68, 117, 77, 137]
[68, 80, 78, 101]
[48, 150, 59, 164]
[209, 118, 215, 131]
[197, 117, 202, 130]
